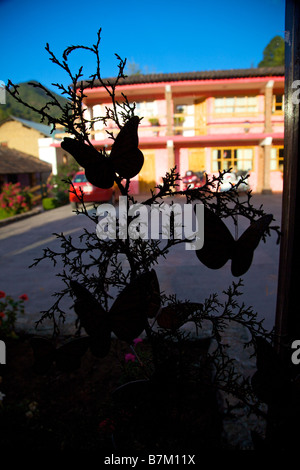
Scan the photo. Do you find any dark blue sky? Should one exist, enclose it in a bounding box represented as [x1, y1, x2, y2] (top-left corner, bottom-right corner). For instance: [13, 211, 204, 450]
[0, 0, 285, 94]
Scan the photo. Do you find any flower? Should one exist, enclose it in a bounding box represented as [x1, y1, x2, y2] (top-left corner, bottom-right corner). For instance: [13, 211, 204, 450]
[125, 353, 136, 363]
[0, 312, 5, 318]
[133, 337, 143, 346]
[28, 401, 38, 412]
[19, 294, 29, 301]
[0, 391, 5, 401]
[98, 418, 115, 432]
[0, 291, 5, 299]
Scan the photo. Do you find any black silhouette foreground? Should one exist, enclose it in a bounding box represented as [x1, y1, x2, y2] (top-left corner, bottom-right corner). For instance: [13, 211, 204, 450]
[5, 29, 288, 451]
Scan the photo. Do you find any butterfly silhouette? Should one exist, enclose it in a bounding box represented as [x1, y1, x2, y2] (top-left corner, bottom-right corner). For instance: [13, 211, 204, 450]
[70, 270, 161, 358]
[195, 206, 273, 277]
[30, 336, 90, 374]
[61, 116, 144, 189]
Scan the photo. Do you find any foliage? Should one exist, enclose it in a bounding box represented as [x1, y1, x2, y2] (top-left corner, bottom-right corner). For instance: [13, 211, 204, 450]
[49, 160, 79, 205]
[126, 60, 142, 76]
[0, 291, 28, 339]
[0, 81, 69, 124]
[8, 29, 282, 450]
[0, 182, 33, 217]
[258, 35, 284, 67]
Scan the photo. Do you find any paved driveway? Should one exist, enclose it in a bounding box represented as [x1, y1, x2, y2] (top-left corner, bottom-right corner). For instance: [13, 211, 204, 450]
[0, 193, 282, 335]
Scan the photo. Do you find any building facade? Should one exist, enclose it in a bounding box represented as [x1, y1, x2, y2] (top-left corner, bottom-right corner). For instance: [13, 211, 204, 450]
[57, 66, 285, 194]
[0, 116, 53, 158]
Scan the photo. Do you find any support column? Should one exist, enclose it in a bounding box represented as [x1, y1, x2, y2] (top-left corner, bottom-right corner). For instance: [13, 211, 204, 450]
[264, 80, 274, 133]
[167, 139, 175, 170]
[165, 85, 173, 136]
[259, 137, 273, 193]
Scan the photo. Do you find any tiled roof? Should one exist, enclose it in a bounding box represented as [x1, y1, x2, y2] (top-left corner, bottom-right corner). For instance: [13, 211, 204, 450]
[82, 66, 284, 87]
[0, 146, 52, 174]
[1, 116, 53, 136]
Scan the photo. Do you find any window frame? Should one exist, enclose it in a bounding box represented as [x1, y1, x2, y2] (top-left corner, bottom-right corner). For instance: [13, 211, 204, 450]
[211, 146, 254, 172]
[213, 96, 258, 116]
[272, 94, 285, 114]
[270, 145, 284, 171]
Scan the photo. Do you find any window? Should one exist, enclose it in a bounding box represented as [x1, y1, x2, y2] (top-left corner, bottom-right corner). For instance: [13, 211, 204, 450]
[272, 94, 284, 113]
[214, 96, 257, 114]
[174, 104, 187, 135]
[271, 146, 284, 171]
[73, 174, 87, 183]
[135, 101, 157, 118]
[212, 147, 253, 172]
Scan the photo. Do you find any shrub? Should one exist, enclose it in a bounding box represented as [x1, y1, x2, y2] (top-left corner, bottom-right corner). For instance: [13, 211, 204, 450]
[49, 160, 79, 206]
[0, 182, 33, 217]
[0, 291, 27, 339]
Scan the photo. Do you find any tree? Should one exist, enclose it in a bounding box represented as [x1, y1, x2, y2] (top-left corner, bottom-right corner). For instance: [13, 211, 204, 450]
[126, 60, 142, 75]
[258, 35, 284, 67]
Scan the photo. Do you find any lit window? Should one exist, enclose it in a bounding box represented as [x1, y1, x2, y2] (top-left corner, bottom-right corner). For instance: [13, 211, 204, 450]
[135, 101, 157, 118]
[271, 146, 284, 171]
[212, 148, 253, 172]
[214, 96, 257, 114]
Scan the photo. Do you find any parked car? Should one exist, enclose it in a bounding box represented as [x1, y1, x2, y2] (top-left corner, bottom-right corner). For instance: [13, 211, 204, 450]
[69, 171, 117, 209]
[182, 170, 205, 190]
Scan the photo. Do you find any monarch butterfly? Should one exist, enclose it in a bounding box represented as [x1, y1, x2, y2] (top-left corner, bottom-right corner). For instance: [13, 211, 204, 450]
[61, 116, 144, 189]
[195, 206, 273, 277]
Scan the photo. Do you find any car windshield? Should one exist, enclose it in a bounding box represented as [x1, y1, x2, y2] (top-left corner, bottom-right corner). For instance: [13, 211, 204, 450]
[73, 174, 87, 183]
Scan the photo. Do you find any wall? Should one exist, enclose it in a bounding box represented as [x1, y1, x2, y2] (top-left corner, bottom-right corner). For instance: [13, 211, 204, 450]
[0, 120, 43, 157]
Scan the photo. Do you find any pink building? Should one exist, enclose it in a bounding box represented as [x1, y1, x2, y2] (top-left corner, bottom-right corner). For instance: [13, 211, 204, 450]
[64, 66, 285, 194]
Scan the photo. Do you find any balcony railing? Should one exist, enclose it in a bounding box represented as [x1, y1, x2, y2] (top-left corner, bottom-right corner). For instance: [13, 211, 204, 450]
[52, 113, 284, 141]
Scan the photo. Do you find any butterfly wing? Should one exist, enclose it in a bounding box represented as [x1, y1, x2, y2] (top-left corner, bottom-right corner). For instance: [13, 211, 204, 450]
[195, 206, 234, 270]
[61, 138, 115, 189]
[109, 116, 144, 179]
[231, 214, 273, 277]
[30, 337, 55, 374]
[70, 280, 111, 358]
[55, 337, 90, 372]
[143, 269, 161, 319]
[109, 270, 159, 342]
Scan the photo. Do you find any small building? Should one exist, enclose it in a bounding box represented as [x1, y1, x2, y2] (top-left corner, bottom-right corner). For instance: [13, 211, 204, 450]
[0, 116, 53, 158]
[0, 144, 52, 189]
[60, 65, 283, 194]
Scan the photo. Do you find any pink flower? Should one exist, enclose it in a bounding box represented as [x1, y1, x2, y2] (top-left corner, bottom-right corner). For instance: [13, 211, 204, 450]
[133, 338, 143, 346]
[17, 195, 24, 203]
[125, 353, 136, 363]
[0, 291, 5, 299]
[19, 294, 29, 301]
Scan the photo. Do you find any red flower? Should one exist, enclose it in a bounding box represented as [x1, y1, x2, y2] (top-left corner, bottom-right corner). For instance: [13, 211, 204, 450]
[0, 291, 5, 299]
[125, 353, 136, 363]
[19, 294, 29, 301]
[0, 312, 5, 318]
